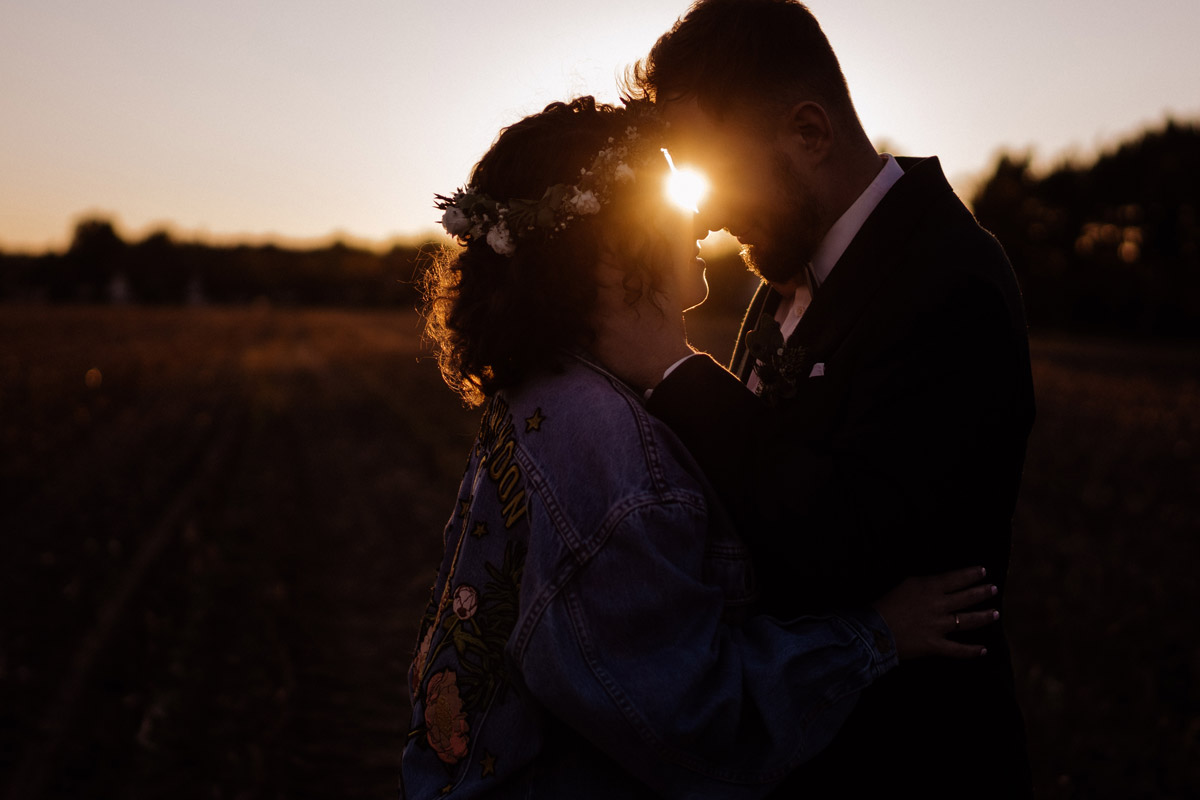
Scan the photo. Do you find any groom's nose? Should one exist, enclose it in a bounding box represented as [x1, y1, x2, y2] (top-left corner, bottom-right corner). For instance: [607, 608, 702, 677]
[694, 196, 728, 239]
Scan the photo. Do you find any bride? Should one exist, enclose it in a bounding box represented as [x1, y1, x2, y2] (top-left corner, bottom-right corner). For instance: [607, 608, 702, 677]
[401, 96, 995, 798]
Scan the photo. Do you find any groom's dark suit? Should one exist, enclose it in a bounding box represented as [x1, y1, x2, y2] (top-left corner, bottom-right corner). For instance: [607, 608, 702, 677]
[647, 157, 1035, 796]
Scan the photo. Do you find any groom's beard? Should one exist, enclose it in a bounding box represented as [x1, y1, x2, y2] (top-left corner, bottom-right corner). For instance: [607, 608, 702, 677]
[741, 155, 825, 286]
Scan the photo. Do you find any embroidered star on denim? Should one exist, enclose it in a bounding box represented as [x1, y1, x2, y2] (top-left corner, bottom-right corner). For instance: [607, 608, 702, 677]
[525, 408, 546, 432]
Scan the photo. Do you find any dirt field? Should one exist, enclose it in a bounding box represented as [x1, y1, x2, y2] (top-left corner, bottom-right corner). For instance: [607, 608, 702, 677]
[1, 306, 1197, 798]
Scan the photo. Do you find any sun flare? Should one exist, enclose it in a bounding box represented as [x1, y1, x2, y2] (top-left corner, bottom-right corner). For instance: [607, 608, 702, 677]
[661, 149, 709, 213]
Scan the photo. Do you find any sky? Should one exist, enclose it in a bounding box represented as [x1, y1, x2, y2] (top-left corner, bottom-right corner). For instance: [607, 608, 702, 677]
[2, 0, 1198, 253]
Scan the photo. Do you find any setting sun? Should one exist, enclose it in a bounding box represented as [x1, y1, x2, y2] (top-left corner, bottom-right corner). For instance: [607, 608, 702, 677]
[662, 149, 709, 213]
[0, 1, 1196, 252]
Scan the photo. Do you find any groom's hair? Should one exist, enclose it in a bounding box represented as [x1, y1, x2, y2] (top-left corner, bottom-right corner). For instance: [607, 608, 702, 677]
[627, 0, 858, 128]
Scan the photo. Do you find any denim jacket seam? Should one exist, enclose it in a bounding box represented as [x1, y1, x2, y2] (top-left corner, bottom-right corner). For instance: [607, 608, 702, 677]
[507, 419, 673, 649]
[759, 614, 895, 778]
[510, 444, 588, 557]
[764, 613, 896, 770]
[559, 540, 758, 784]
[614, 379, 671, 491]
[509, 488, 706, 662]
[704, 541, 751, 559]
[555, 499, 811, 787]
[582, 356, 684, 500]
[560, 579, 796, 788]
[832, 609, 899, 678]
[518, 424, 706, 565]
[507, 401, 690, 559]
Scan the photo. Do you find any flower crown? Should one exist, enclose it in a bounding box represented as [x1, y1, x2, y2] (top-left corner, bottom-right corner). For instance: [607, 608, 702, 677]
[435, 111, 666, 256]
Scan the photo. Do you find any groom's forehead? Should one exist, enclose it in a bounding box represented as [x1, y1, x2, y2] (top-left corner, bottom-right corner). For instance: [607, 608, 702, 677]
[660, 100, 724, 155]
[660, 97, 707, 132]
[661, 101, 759, 168]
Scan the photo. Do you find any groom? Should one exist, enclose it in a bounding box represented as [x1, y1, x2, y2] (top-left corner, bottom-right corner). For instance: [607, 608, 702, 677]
[610, 0, 1036, 795]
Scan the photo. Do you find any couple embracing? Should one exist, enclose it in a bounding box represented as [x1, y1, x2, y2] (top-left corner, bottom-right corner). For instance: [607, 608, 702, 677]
[402, 1, 1035, 797]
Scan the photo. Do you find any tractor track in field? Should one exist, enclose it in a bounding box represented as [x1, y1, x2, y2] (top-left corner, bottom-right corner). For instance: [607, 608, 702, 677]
[2, 309, 473, 799]
[4, 414, 245, 800]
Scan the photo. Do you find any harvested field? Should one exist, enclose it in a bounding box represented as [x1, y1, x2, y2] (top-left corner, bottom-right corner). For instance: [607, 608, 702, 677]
[1, 306, 1196, 798]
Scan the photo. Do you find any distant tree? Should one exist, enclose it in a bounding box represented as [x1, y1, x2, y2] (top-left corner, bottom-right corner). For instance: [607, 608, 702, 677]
[127, 229, 189, 303]
[60, 217, 128, 301]
[974, 120, 1200, 337]
[69, 218, 124, 257]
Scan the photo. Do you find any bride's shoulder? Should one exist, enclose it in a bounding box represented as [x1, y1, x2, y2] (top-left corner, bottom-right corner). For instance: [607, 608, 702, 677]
[504, 354, 704, 491]
[508, 354, 648, 439]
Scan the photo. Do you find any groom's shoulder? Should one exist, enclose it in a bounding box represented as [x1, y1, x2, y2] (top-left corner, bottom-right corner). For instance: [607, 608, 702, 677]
[890, 157, 1011, 270]
[893, 170, 1016, 290]
[930, 200, 1011, 278]
[883, 176, 1026, 332]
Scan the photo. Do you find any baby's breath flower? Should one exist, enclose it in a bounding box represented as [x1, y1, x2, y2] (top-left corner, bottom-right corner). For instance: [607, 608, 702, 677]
[568, 190, 602, 216]
[486, 220, 515, 256]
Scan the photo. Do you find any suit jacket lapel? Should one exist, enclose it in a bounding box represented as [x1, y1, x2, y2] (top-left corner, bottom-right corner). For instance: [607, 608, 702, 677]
[788, 157, 955, 359]
[730, 281, 779, 380]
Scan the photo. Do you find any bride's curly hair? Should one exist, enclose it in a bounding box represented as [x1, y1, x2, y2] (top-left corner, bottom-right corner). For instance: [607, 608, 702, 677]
[422, 96, 673, 406]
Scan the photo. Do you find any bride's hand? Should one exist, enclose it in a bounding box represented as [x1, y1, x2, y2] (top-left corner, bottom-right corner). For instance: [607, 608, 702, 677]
[872, 567, 999, 660]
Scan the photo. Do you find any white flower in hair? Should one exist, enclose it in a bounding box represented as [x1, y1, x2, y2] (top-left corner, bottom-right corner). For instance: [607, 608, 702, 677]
[568, 190, 602, 216]
[486, 219, 515, 256]
[441, 206, 472, 237]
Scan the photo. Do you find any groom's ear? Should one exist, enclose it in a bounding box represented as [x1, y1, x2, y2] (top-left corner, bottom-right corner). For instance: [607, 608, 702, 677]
[780, 101, 832, 161]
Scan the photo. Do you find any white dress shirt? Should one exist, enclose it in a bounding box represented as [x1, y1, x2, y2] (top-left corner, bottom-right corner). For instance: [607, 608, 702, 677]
[744, 154, 904, 394]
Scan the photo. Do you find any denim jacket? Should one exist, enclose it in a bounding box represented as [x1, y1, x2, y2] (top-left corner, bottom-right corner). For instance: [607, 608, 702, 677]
[401, 352, 897, 799]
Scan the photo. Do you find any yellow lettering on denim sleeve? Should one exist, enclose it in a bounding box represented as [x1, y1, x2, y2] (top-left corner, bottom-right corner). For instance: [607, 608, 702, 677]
[478, 397, 530, 529]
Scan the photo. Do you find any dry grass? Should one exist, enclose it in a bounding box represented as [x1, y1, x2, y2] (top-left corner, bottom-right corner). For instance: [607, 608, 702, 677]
[1, 306, 1196, 798]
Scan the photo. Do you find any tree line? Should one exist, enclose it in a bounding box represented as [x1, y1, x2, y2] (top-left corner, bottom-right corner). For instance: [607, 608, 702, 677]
[972, 119, 1199, 338]
[0, 223, 432, 308]
[2, 118, 1197, 336]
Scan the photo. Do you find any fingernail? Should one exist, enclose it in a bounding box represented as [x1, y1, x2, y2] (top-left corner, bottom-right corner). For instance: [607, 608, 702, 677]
[980, 647, 988, 656]
[980, 567, 987, 577]
[990, 585, 998, 595]
[992, 610, 1000, 620]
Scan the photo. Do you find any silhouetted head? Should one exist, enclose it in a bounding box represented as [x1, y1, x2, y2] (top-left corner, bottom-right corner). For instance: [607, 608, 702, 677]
[629, 0, 856, 130]
[423, 96, 704, 405]
[626, 0, 881, 286]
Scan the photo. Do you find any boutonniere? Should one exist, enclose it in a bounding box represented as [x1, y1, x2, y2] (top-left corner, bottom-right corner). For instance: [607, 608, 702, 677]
[745, 315, 807, 406]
